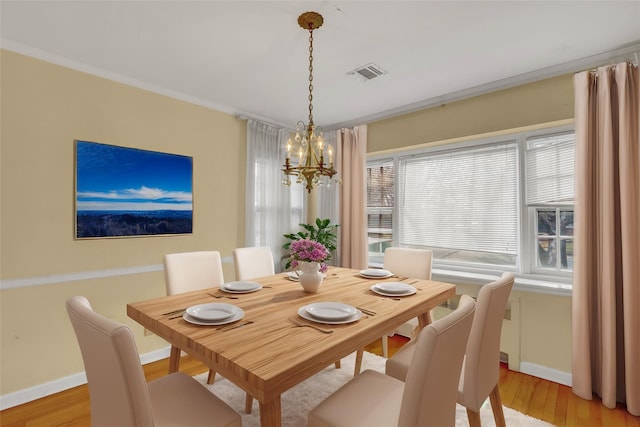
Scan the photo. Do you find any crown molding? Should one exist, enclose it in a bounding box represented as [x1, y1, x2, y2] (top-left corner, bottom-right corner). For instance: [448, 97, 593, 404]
[327, 41, 640, 131]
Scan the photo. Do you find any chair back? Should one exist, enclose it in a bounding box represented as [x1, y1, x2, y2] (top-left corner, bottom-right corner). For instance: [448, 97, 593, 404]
[66, 296, 154, 427]
[383, 247, 433, 280]
[458, 272, 515, 411]
[233, 246, 275, 280]
[164, 251, 224, 295]
[398, 295, 475, 427]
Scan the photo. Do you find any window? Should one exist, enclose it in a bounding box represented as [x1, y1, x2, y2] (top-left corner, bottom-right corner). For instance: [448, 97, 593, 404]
[246, 120, 306, 268]
[398, 141, 518, 267]
[534, 208, 574, 271]
[252, 158, 305, 245]
[525, 132, 575, 273]
[366, 159, 394, 265]
[366, 126, 575, 282]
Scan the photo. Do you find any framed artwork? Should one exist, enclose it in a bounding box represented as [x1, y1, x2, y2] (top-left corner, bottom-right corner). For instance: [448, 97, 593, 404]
[75, 140, 193, 239]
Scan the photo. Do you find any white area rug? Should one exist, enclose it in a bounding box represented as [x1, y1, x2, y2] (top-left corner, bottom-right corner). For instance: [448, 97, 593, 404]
[195, 352, 554, 427]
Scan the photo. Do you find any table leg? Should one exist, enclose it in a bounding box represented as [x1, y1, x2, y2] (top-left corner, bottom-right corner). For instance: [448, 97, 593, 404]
[415, 312, 433, 338]
[259, 396, 282, 427]
[168, 346, 181, 373]
[354, 349, 363, 376]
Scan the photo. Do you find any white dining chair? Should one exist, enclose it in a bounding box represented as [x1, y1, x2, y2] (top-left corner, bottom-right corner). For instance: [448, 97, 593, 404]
[66, 296, 241, 427]
[165, 250, 256, 414]
[354, 247, 432, 376]
[164, 251, 224, 383]
[382, 247, 433, 350]
[308, 295, 476, 427]
[164, 250, 225, 295]
[233, 246, 275, 280]
[386, 272, 515, 427]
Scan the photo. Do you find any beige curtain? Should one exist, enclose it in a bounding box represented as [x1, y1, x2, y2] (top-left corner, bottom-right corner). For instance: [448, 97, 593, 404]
[337, 125, 368, 269]
[572, 62, 640, 416]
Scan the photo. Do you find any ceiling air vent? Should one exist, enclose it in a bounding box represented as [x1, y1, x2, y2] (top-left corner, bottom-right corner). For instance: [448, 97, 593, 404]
[349, 63, 387, 81]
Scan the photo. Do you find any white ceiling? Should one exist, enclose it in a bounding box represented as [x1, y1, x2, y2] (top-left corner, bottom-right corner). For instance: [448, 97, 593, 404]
[2, 1, 640, 130]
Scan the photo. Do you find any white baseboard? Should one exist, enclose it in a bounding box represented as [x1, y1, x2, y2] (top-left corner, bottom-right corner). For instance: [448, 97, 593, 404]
[520, 361, 572, 387]
[0, 347, 170, 411]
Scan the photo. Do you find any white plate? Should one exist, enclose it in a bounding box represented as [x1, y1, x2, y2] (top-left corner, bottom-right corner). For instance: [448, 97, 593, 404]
[220, 281, 262, 293]
[186, 303, 237, 321]
[298, 305, 362, 325]
[371, 283, 417, 297]
[359, 269, 393, 279]
[305, 302, 358, 321]
[182, 308, 245, 326]
[286, 271, 301, 281]
[373, 282, 416, 294]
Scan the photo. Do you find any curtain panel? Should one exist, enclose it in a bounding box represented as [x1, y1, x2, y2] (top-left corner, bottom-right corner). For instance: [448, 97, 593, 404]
[245, 120, 306, 271]
[572, 62, 640, 416]
[337, 125, 368, 270]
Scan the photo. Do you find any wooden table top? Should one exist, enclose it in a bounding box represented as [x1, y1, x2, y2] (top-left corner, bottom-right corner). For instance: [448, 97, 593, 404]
[127, 267, 455, 425]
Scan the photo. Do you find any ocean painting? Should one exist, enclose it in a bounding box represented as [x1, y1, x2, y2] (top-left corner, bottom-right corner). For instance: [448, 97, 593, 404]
[75, 140, 193, 238]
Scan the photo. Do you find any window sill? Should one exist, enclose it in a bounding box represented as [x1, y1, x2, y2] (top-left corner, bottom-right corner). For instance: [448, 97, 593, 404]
[367, 262, 572, 297]
[432, 269, 572, 297]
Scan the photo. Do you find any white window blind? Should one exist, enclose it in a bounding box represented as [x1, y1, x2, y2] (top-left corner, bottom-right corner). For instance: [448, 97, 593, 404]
[398, 142, 518, 262]
[525, 132, 575, 205]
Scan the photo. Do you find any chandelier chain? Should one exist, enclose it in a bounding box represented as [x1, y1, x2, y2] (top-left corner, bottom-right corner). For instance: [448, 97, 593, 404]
[308, 29, 314, 127]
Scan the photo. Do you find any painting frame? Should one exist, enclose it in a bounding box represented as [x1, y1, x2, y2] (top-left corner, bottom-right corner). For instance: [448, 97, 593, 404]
[74, 140, 193, 239]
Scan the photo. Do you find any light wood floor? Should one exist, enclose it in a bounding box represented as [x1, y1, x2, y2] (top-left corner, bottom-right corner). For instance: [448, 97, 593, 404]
[1, 336, 638, 427]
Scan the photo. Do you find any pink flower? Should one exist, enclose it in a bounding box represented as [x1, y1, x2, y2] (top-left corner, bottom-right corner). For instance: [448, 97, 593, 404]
[290, 239, 329, 272]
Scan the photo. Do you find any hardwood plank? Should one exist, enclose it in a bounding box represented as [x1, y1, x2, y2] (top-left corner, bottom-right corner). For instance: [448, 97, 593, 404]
[565, 384, 579, 426]
[553, 381, 570, 426]
[542, 381, 560, 423]
[500, 367, 523, 407]
[575, 393, 593, 426]
[587, 397, 604, 427]
[527, 375, 549, 421]
[600, 400, 621, 427]
[512, 372, 536, 415]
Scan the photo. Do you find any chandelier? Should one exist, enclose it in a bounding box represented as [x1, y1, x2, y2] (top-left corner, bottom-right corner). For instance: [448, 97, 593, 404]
[282, 11, 338, 193]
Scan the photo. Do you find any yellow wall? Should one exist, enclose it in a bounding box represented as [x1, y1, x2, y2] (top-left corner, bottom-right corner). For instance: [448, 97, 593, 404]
[367, 76, 575, 375]
[368, 74, 574, 152]
[446, 285, 572, 374]
[0, 49, 246, 394]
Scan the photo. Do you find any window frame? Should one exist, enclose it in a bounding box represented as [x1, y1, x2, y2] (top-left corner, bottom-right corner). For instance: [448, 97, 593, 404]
[367, 124, 575, 288]
[529, 206, 575, 276]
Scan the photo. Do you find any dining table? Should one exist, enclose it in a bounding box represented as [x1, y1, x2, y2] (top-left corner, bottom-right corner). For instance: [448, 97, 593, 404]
[127, 266, 456, 427]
